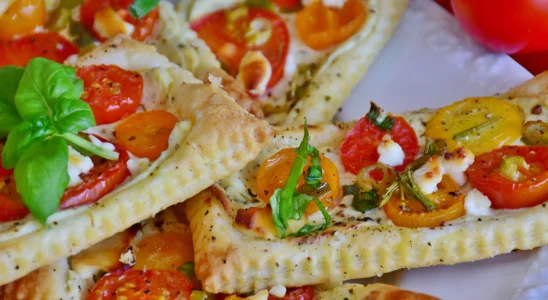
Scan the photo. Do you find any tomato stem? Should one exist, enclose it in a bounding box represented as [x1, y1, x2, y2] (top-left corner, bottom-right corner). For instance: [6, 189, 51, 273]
[60, 133, 119, 161]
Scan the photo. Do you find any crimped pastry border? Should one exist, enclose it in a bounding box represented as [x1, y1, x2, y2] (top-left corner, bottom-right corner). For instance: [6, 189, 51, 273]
[186, 73, 548, 294]
[0, 36, 273, 285]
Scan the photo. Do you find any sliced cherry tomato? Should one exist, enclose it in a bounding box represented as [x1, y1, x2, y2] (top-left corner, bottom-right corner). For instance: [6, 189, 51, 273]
[0, 0, 46, 41]
[76, 64, 143, 125]
[425, 97, 522, 156]
[133, 231, 194, 272]
[257, 147, 340, 214]
[80, 0, 159, 42]
[60, 143, 130, 209]
[88, 269, 192, 300]
[269, 286, 314, 300]
[273, 0, 302, 11]
[190, 6, 290, 93]
[383, 175, 465, 228]
[0, 175, 30, 222]
[340, 115, 419, 174]
[115, 110, 178, 161]
[467, 146, 548, 209]
[0, 156, 12, 178]
[451, 0, 548, 54]
[295, 0, 367, 50]
[0, 32, 79, 67]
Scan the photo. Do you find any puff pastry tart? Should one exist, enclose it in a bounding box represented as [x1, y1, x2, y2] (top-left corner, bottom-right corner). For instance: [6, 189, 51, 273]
[151, 0, 407, 125]
[182, 71, 548, 294]
[0, 205, 438, 300]
[0, 35, 271, 286]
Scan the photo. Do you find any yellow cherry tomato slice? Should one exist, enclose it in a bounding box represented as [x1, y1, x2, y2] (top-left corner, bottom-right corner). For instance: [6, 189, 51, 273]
[425, 97, 522, 155]
[383, 175, 465, 228]
[0, 0, 46, 41]
[295, 0, 367, 50]
[257, 147, 340, 215]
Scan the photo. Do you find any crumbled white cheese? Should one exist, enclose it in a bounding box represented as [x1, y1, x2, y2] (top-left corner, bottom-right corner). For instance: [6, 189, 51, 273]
[84, 122, 118, 141]
[464, 188, 493, 216]
[412, 155, 445, 194]
[127, 152, 151, 177]
[93, 7, 135, 39]
[377, 135, 405, 167]
[303, 0, 348, 8]
[269, 285, 287, 298]
[442, 147, 475, 186]
[89, 135, 116, 152]
[67, 146, 94, 187]
[208, 73, 224, 89]
[237, 50, 272, 96]
[119, 247, 136, 266]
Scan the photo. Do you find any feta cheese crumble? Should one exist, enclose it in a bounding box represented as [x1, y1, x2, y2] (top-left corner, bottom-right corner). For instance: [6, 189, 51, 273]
[269, 285, 287, 298]
[464, 188, 493, 216]
[67, 146, 94, 187]
[442, 147, 475, 186]
[412, 155, 445, 194]
[303, 0, 348, 8]
[377, 135, 405, 167]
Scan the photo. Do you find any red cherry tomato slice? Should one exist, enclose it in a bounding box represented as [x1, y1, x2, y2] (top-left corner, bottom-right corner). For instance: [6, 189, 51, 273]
[0, 175, 30, 222]
[60, 142, 130, 209]
[270, 286, 315, 300]
[80, 0, 159, 42]
[340, 115, 419, 174]
[0, 156, 12, 178]
[0, 32, 79, 67]
[467, 146, 548, 209]
[76, 64, 143, 125]
[190, 6, 290, 93]
[451, 0, 548, 54]
[88, 269, 193, 300]
[273, 0, 302, 11]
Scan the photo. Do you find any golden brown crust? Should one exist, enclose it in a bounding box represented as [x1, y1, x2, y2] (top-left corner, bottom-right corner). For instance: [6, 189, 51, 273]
[315, 283, 439, 300]
[0, 36, 272, 285]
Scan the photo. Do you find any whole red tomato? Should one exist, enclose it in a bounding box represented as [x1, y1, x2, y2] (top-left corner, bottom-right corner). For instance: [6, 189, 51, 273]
[451, 0, 548, 54]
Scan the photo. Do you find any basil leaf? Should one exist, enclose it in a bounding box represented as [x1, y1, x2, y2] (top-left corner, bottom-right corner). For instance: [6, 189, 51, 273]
[0, 101, 22, 138]
[289, 197, 331, 237]
[305, 145, 322, 188]
[352, 190, 379, 212]
[343, 184, 359, 196]
[2, 118, 54, 169]
[178, 262, 197, 279]
[269, 188, 286, 236]
[15, 58, 83, 121]
[128, 0, 160, 19]
[290, 193, 315, 220]
[53, 97, 95, 134]
[14, 137, 69, 223]
[0, 66, 24, 101]
[366, 102, 394, 131]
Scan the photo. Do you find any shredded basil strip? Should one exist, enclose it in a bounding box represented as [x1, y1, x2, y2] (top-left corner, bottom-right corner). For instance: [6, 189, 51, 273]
[128, 0, 160, 19]
[178, 262, 197, 279]
[352, 189, 379, 213]
[270, 120, 331, 238]
[366, 102, 395, 131]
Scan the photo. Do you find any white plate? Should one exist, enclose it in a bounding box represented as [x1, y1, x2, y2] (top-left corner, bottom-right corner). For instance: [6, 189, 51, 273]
[335, 0, 544, 299]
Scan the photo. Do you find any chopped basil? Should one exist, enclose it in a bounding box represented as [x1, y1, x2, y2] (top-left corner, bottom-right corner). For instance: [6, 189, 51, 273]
[128, 0, 159, 19]
[178, 262, 197, 279]
[342, 184, 359, 196]
[366, 102, 395, 131]
[352, 190, 379, 213]
[424, 138, 446, 156]
[270, 120, 331, 238]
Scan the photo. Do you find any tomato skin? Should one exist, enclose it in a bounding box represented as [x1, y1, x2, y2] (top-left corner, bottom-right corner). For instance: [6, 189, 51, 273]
[115, 110, 179, 161]
[60, 143, 130, 209]
[0, 0, 46, 41]
[273, 0, 301, 11]
[340, 116, 419, 174]
[80, 0, 159, 42]
[133, 231, 194, 272]
[269, 286, 314, 300]
[88, 269, 193, 300]
[451, 0, 548, 54]
[0, 33, 79, 67]
[77, 65, 143, 125]
[467, 146, 548, 209]
[0, 175, 30, 222]
[190, 7, 290, 93]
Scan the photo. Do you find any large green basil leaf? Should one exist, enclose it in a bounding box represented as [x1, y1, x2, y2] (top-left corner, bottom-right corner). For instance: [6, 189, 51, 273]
[0, 66, 24, 137]
[128, 0, 159, 18]
[1, 118, 53, 169]
[14, 136, 69, 224]
[15, 58, 83, 121]
[53, 97, 96, 134]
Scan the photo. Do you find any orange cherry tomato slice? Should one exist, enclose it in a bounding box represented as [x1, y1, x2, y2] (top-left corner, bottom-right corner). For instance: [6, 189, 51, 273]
[0, 0, 46, 41]
[467, 145, 548, 209]
[60, 142, 130, 209]
[0, 32, 79, 67]
[133, 231, 194, 272]
[88, 269, 193, 300]
[115, 110, 179, 161]
[340, 115, 419, 174]
[190, 6, 290, 92]
[257, 148, 340, 215]
[383, 175, 465, 228]
[295, 0, 367, 50]
[76, 64, 143, 125]
[80, 0, 159, 42]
